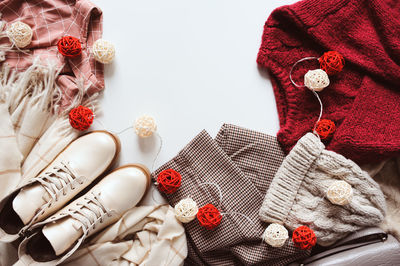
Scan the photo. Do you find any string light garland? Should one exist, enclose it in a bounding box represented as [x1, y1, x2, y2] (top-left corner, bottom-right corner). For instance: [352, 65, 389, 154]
[319, 51, 345, 75]
[69, 105, 94, 131]
[92, 39, 115, 64]
[292, 225, 317, 250]
[57, 36, 82, 58]
[163, 182, 275, 233]
[175, 198, 198, 223]
[197, 203, 222, 230]
[289, 51, 344, 139]
[315, 119, 336, 140]
[327, 180, 353, 205]
[263, 223, 289, 247]
[7, 21, 33, 48]
[157, 169, 182, 194]
[134, 115, 157, 138]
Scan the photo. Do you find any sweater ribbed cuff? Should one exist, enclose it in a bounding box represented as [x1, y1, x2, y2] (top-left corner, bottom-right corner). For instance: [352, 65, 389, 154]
[259, 133, 324, 224]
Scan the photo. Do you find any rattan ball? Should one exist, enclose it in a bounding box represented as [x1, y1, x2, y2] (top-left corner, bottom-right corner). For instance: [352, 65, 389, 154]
[134, 115, 157, 138]
[262, 223, 289, 247]
[92, 39, 115, 64]
[304, 69, 330, 92]
[7, 21, 33, 48]
[327, 180, 353, 205]
[175, 198, 198, 223]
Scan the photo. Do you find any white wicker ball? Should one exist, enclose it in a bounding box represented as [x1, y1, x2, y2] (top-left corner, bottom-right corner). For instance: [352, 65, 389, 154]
[262, 223, 289, 247]
[175, 198, 198, 223]
[7, 21, 33, 48]
[134, 115, 157, 138]
[92, 39, 115, 64]
[327, 180, 353, 205]
[304, 69, 330, 91]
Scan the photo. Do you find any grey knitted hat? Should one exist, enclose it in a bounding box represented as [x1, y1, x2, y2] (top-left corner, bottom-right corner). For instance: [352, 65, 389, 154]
[259, 133, 386, 246]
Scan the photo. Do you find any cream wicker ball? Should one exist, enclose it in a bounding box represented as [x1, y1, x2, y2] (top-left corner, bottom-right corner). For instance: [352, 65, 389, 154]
[134, 115, 157, 138]
[304, 69, 330, 91]
[92, 39, 115, 64]
[327, 180, 353, 205]
[263, 223, 289, 247]
[175, 198, 198, 223]
[7, 21, 33, 48]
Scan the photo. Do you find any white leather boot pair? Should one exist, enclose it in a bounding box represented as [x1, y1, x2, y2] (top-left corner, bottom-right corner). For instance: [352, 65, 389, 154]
[0, 131, 150, 265]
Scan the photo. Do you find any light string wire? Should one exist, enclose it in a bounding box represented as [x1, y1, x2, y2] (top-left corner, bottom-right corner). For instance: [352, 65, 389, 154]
[114, 125, 163, 172]
[194, 182, 255, 226]
[151, 180, 255, 226]
[289, 56, 323, 139]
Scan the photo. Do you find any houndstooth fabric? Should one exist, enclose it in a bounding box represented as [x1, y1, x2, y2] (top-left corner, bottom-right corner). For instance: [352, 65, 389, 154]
[0, 0, 104, 107]
[152, 124, 310, 265]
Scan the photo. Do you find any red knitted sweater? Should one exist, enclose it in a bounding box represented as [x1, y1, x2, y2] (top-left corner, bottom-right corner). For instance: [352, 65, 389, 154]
[257, 0, 400, 164]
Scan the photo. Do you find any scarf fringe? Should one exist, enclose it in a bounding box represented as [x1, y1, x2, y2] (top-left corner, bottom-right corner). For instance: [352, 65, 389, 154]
[7, 58, 61, 113]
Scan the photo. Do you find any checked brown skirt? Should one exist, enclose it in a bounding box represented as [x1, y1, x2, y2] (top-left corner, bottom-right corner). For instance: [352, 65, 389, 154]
[152, 124, 310, 265]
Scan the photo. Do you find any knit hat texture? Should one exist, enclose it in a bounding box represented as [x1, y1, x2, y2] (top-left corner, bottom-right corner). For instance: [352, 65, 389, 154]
[259, 133, 386, 246]
[257, 0, 400, 164]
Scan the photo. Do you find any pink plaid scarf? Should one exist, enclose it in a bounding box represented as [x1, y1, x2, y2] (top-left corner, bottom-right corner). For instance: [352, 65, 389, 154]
[0, 0, 104, 107]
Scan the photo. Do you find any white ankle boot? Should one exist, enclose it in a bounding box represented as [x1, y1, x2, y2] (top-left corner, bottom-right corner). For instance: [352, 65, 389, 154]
[18, 164, 150, 265]
[0, 131, 120, 242]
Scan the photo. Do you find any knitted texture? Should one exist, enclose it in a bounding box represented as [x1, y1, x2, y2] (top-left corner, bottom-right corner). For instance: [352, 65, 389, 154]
[257, 0, 400, 164]
[259, 133, 386, 246]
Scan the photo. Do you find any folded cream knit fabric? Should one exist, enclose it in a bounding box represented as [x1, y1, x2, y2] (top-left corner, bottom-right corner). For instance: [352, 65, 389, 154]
[259, 133, 386, 246]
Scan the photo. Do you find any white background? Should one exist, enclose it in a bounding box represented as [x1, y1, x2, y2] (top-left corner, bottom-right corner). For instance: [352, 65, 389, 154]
[94, 0, 296, 205]
[3, 0, 297, 264]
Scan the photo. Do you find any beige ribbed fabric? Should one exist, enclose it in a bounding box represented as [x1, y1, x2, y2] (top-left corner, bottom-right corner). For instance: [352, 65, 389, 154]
[259, 133, 387, 246]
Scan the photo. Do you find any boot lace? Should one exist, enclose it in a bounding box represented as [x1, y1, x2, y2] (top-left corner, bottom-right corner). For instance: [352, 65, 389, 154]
[33, 161, 84, 203]
[68, 192, 112, 234]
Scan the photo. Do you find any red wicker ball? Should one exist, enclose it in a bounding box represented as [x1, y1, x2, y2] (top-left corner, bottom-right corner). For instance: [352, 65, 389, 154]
[57, 36, 82, 58]
[292, 226, 317, 250]
[69, 105, 94, 131]
[157, 169, 182, 194]
[319, 51, 344, 75]
[315, 119, 336, 140]
[197, 203, 222, 230]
